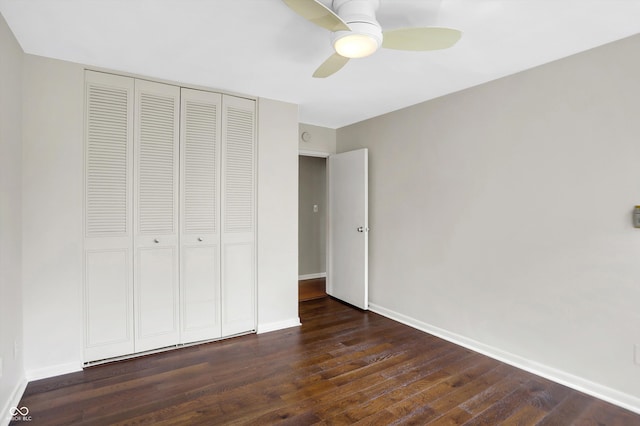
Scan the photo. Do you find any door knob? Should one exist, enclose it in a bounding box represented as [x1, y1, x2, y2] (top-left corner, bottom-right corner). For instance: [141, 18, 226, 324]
[197, 237, 203, 242]
[357, 227, 369, 233]
[153, 238, 159, 243]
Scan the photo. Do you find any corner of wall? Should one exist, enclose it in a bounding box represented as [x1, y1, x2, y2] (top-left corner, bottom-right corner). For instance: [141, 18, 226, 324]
[257, 318, 301, 335]
[257, 98, 300, 330]
[21, 54, 85, 378]
[0, 10, 27, 423]
[0, 379, 28, 426]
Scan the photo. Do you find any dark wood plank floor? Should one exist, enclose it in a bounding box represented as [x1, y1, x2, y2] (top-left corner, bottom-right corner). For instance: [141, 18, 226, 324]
[299, 277, 327, 301]
[13, 297, 640, 425]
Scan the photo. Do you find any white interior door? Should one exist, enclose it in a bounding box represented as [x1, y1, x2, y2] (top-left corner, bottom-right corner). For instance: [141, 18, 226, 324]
[328, 148, 368, 310]
[133, 79, 180, 352]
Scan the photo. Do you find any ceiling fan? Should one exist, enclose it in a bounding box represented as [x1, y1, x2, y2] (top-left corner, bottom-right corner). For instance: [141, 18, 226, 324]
[282, 0, 462, 78]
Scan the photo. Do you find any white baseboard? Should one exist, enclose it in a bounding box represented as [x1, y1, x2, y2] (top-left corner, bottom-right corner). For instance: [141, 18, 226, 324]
[26, 362, 82, 382]
[257, 317, 301, 334]
[1, 376, 28, 426]
[298, 272, 326, 281]
[369, 302, 640, 415]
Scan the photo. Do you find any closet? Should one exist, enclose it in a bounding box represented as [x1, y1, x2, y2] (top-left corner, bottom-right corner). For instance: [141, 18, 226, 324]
[83, 71, 256, 363]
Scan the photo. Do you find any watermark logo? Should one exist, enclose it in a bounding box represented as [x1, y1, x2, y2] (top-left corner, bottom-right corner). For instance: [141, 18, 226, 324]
[9, 406, 32, 422]
[10, 407, 28, 416]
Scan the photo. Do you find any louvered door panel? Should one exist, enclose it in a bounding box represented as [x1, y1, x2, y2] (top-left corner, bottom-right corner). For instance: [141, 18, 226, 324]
[138, 93, 177, 234]
[134, 79, 180, 352]
[83, 71, 135, 362]
[86, 86, 130, 236]
[224, 106, 255, 233]
[180, 89, 222, 343]
[184, 98, 219, 234]
[221, 95, 256, 336]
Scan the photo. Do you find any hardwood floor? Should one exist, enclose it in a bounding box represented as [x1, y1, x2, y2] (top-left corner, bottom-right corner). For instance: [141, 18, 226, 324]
[299, 277, 327, 301]
[13, 297, 640, 425]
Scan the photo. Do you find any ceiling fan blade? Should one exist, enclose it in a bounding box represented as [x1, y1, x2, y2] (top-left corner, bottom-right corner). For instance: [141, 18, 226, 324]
[313, 53, 350, 78]
[282, 0, 350, 32]
[382, 27, 462, 51]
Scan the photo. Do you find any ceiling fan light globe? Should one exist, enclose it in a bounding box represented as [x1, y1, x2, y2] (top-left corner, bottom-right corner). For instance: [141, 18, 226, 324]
[334, 33, 379, 58]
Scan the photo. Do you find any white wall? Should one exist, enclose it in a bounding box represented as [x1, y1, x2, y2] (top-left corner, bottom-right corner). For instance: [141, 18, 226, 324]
[337, 33, 640, 412]
[299, 123, 336, 154]
[0, 11, 26, 420]
[257, 98, 300, 333]
[22, 54, 85, 379]
[18, 55, 300, 377]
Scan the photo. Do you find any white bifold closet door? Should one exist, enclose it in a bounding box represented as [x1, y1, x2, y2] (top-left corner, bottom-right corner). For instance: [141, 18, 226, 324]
[84, 71, 256, 363]
[133, 80, 181, 352]
[180, 89, 223, 344]
[221, 95, 256, 336]
[83, 71, 135, 362]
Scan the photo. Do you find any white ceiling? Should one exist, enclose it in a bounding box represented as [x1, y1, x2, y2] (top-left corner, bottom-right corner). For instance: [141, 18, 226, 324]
[1, 0, 639, 128]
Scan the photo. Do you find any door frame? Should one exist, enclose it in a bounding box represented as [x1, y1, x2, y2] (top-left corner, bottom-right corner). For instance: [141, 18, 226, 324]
[298, 150, 331, 290]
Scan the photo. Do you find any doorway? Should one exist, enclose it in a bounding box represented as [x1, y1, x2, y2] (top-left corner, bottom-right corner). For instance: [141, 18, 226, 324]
[298, 154, 327, 301]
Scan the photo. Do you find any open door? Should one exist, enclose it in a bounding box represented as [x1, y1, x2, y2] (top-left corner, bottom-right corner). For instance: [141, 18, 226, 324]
[328, 148, 368, 310]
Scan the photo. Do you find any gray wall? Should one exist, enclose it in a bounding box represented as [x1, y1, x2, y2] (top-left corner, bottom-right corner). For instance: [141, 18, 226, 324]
[298, 156, 326, 277]
[337, 34, 640, 409]
[0, 11, 25, 413]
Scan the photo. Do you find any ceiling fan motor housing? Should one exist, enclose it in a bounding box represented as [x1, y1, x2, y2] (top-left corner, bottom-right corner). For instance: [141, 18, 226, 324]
[331, 0, 383, 58]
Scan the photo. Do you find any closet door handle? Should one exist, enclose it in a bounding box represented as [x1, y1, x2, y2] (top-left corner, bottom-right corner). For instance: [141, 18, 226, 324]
[153, 238, 159, 244]
[197, 237, 203, 242]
